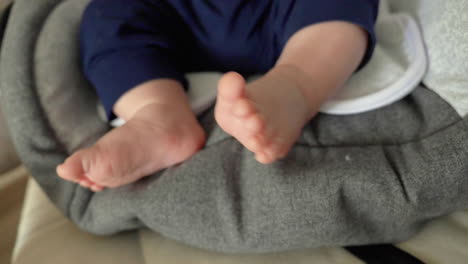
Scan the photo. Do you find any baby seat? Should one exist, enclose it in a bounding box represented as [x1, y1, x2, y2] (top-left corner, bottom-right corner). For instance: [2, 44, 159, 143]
[1, 0, 468, 257]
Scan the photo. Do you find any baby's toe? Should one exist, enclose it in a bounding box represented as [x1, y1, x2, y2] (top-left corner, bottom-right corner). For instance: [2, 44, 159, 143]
[255, 151, 275, 164]
[79, 179, 93, 188]
[243, 136, 264, 153]
[245, 114, 265, 133]
[57, 156, 86, 183]
[90, 184, 105, 192]
[232, 99, 255, 117]
[217, 72, 246, 101]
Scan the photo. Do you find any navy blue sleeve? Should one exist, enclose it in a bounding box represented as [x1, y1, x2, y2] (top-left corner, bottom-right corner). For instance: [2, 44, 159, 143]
[280, 0, 379, 70]
[80, 0, 189, 119]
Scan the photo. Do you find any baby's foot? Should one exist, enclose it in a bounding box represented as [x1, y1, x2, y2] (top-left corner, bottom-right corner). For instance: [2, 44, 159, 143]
[215, 71, 315, 164]
[56, 103, 205, 191]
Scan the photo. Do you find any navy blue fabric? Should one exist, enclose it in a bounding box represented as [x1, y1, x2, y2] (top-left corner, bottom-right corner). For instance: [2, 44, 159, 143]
[80, 0, 379, 119]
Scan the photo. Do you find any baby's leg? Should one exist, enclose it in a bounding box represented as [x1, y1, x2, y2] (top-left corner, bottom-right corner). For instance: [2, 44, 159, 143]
[57, 79, 205, 191]
[215, 22, 367, 163]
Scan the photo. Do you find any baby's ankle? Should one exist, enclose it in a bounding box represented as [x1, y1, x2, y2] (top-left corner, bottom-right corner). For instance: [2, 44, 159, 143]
[113, 79, 188, 120]
[268, 65, 320, 117]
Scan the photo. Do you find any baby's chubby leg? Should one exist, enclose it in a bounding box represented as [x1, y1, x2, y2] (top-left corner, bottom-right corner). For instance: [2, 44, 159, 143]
[57, 79, 205, 191]
[215, 22, 367, 163]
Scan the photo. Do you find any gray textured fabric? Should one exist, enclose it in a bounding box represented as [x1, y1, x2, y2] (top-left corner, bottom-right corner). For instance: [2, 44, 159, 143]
[1, 0, 468, 253]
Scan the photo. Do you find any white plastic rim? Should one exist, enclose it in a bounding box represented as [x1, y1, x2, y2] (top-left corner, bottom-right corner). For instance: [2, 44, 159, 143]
[319, 14, 428, 115]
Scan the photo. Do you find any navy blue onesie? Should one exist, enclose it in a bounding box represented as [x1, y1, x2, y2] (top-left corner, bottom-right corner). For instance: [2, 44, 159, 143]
[80, 0, 379, 118]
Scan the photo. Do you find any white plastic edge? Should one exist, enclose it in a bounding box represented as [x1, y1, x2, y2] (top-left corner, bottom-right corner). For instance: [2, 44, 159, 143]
[319, 14, 428, 115]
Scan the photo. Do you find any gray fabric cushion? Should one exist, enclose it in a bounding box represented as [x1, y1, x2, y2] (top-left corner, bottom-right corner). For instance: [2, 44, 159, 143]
[1, 0, 468, 253]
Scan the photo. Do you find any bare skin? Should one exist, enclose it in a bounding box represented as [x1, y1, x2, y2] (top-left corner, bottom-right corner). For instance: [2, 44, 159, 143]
[56, 21, 366, 191]
[57, 79, 206, 191]
[215, 22, 367, 163]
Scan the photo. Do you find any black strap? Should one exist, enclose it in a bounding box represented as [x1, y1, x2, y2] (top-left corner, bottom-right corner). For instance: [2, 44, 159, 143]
[345, 244, 425, 264]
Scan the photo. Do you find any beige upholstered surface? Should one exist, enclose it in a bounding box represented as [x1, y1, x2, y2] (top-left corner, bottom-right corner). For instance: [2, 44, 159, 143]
[0, 167, 27, 264]
[1, 37, 26, 263]
[0, 95, 20, 175]
[11, 177, 468, 264]
[12, 179, 145, 264]
[399, 210, 468, 263]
